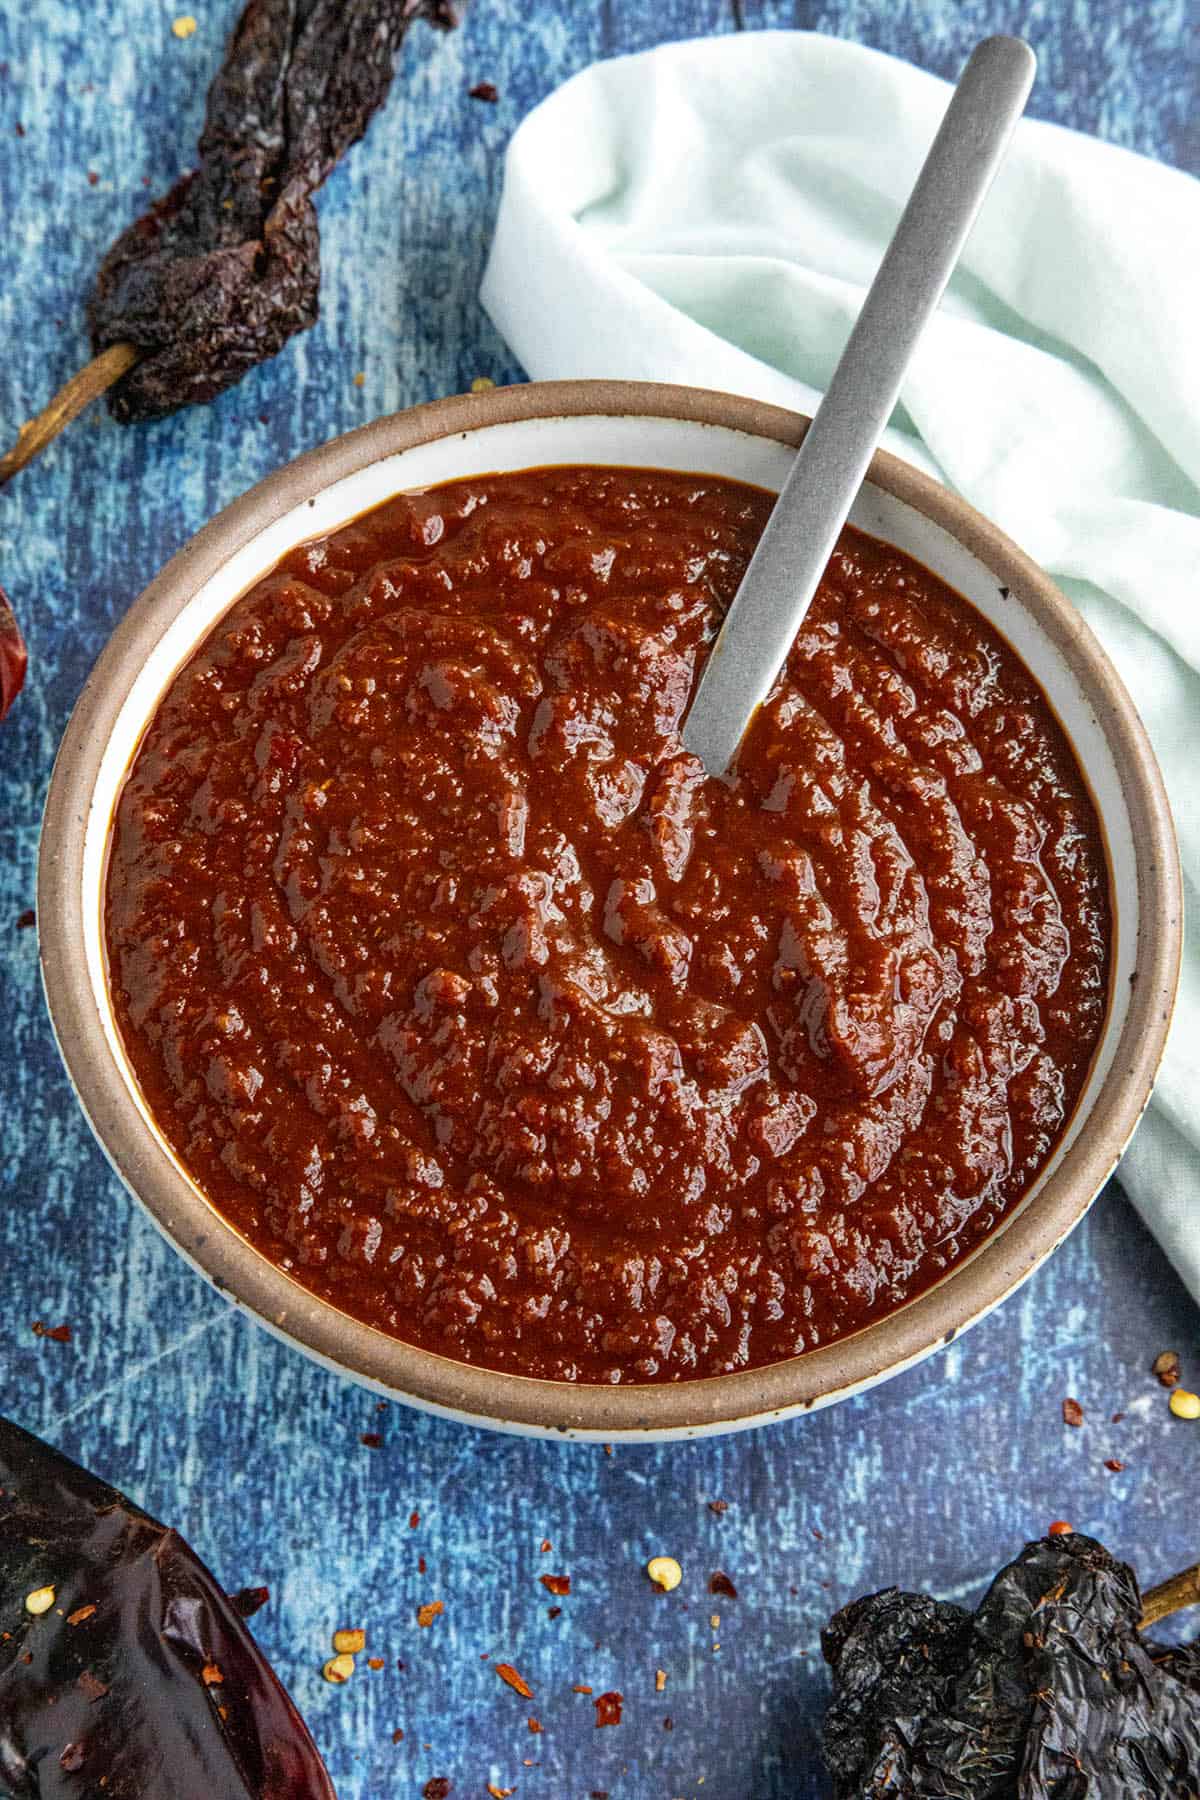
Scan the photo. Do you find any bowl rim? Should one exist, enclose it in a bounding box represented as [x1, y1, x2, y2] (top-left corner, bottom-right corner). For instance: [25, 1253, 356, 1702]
[37, 378, 1182, 1435]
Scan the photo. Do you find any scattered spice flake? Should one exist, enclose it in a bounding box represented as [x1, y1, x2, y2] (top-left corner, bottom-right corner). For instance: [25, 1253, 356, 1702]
[663, 1716, 673, 1731]
[594, 1691, 622, 1728]
[539, 1539, 552, 1553]
[67, 1604, 96, 1626]
[87, 170, 100, 187]
[1062, 1397, 1085, 1428]
[710, 1614, 721, 1630]
[573, 1685, 593, 1695]
[527, 1717, 543, 1734]
[422, 1781, 452, 1800]
[410, 1510, 421, 1529]
[1112, 1411, 1124, 1423]
[707, 1499, 727, 1517]
[360, 1432, 382, 1448]
[201, 1662, 223, 1685]
[546, 1606, 561, 1620]
[31, 1321, 72, 1342]
[77, 1670, 109, 1700]
[709, 1571, 738, 1600]
[353, 372, 366, 388]
[15, 122, 26, 138]
[1153, 1350, 1182, 1388]
[486, 1786, 513, 1798]
[419, 1556, 427, 1574]
[369, 1657, 385, 1671]
[333, 1628, 366, 1655]
[16, 909, 34, 930]
[1105, 1458, 1126, 1472]
[323, 1653, 355, 1684]
[495, 1662, 533, 1699]
[392, 1728, 404, 1744]
[416, 1600, 444, 1629]
[539, 1574, 570, 1596]
[656, 1669, 667, 1692]
[59, 1743, 85, 1772]
[603, 1445, 613, 1456]
[811, 1528, 824, 1541]
[230, 1584, 269, 1618]
[1048, 1520, 1074, 1535]
[469, 81, 499, 102]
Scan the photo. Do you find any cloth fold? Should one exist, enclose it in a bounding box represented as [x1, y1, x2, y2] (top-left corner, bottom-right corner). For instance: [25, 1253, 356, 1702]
[481, 31, 1200, 1306]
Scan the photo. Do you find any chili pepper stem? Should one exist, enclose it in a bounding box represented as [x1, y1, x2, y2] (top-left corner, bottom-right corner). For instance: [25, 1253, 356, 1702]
[0, 342, 138, 487]
[1139, 1562, 1200, 1630]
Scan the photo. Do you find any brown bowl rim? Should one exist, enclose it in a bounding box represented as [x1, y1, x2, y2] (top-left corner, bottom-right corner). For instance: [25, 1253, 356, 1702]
[37, 379, 1182, 1434]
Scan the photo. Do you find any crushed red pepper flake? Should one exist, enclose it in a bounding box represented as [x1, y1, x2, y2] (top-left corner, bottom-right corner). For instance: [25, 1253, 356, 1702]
[1105, 1458, 1126, 1472]
[422, 1781, 452, 1800]
[1153, 1350, 1182, 1388]
[663, 1716, 673, 1730]
[486, 1785, 514, 1798]
[418, 1555, 427, 1574]
[66, 1604, 96, 1626]
[573, 1684, 593, 1695]
[495, 1662, 533, 1699]
[1048, 1520, 1075, 1535]
[468, 79, 499, 101]
[527, 1717, 543, 1734]
[707, 1500, 727, 1517]
[201, 1662, 224, 1685]
[539, 1539, 552, 1552]
[1062, 1397, 1085, 1428]
[410, 1510, 421, 1529]
[539, 1574, 570, 1596]
[368, 1657, 385, 1671]
[31, 1321, 72, 1342]
[416, 1601, 444, 1629]
[594, 1691, 622, 1727]
[230, 1584, 270, 1618]
[547, 1606, 561, 1620]
[392, 1729, 404, 1744]
[360, 1432, 383, 1448]
[709, 1571, 738, 1600]
[16, 909, 35, 929]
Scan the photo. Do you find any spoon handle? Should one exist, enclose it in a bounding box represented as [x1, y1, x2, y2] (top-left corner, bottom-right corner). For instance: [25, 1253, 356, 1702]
[681, 34, 1037, 777]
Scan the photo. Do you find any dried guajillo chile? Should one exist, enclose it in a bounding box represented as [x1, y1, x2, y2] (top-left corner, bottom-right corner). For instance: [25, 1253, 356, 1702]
[0, 586, 27, 723]
[0, 1415, 336, 1799]
[821, 1533, 1200, 1797]
[0, 0, 457, 484]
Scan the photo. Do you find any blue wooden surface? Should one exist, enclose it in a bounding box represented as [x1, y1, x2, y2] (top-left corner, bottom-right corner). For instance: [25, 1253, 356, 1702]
[2, 4, 1198, 1796]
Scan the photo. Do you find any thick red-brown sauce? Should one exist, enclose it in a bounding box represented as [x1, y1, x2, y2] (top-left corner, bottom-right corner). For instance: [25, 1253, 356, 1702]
[105, 468, 1110, 1382]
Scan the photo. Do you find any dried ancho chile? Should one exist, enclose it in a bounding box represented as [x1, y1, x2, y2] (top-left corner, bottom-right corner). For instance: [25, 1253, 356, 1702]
[0, 1415, 335, 1798]
[821, 1533, 1200, 1796]
[87, 0, 457, 423]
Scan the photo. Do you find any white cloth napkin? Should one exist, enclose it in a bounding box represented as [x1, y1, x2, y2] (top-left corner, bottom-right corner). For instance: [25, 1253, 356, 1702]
[480, 31, 1200, 1308]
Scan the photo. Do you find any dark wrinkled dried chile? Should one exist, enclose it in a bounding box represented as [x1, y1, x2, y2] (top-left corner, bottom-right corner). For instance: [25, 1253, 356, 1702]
[822, 1534, 1200, 1797]
[88, 0, 455, 423]
[0, 1416, 335, 1799]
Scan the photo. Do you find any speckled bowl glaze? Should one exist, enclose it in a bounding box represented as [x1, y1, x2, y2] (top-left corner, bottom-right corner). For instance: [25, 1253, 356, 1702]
[38, 381, 1181, 1440]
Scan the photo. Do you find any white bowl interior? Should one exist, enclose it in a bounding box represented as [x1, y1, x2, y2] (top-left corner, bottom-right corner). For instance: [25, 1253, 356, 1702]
[83, 412, 1134, 1338]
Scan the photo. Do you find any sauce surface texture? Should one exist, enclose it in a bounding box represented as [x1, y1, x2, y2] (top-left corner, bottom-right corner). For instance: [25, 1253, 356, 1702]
[106, 468, 1110, 1382]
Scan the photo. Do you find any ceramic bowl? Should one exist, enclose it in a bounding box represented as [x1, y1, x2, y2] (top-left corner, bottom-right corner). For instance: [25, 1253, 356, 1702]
[38, 381, 1182, 1439]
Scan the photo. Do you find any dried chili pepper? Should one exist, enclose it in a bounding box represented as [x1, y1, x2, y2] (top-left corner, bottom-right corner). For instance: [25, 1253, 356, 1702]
[0, 584, 27, 723]
[0, 1414, 335, 1799]
[821, 1533, 1200, 1797]
[88, 0, 456, 423]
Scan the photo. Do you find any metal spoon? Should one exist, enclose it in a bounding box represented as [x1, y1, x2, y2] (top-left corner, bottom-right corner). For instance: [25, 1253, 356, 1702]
[681, 34, 1037, 777]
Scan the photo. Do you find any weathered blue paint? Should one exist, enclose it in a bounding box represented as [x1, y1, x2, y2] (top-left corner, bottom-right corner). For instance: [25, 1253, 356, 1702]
[1, 4, 1197, 1796]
